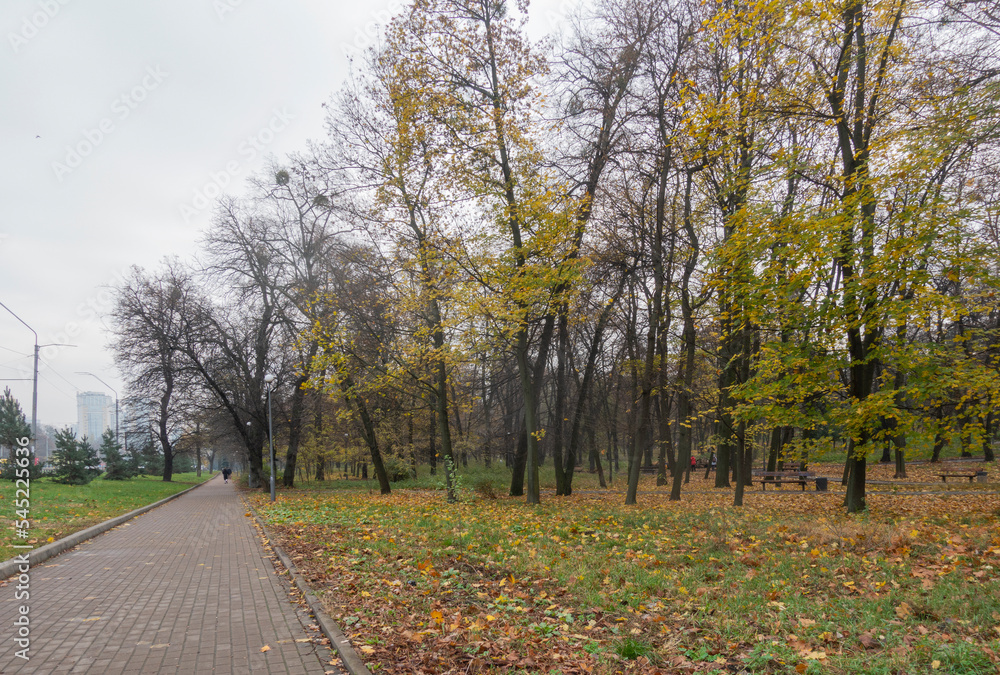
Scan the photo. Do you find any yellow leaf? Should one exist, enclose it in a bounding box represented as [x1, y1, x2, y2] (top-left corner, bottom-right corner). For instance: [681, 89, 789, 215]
[931, 660, 941, 670]
[260, 645, 271, 652]
[360, 645, 375, 655]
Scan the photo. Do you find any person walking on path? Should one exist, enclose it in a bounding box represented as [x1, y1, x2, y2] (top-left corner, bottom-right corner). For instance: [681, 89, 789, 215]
[0, 474, 339, 674]
[222, 466, 232, 483]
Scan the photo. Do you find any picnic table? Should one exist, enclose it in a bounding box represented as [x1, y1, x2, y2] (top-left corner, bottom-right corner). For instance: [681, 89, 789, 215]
[936, 471, 980, 483]
[752, 470, 817, 491]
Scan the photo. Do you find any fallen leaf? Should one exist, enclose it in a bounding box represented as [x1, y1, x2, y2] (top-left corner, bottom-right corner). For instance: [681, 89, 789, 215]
[260, 645, 271, 653]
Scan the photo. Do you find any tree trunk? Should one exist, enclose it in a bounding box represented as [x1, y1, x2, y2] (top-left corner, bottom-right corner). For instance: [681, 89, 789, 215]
[508, 314, 555, 501]
[428, 405, 437, 475]
[339, 376, 390, 494]
[515, 328, 541, 505]
[408, 413, 416, 479]
[284, 343, 318, 487]
[282, 375, 306, 487]
[669, 168, 701, 503]
[656, 400, 671, 487]
[564, 276, 625, 496]
[315, 404, 325, 481]
[159, 374, 175, 482]
[509, 423, 527, 497]
[984, 412, 995, 462]
[194, 422, 202, 477]
[932, 426, 946, 463]
[588, 424, 607, 488]
[553, 314, 569, 496]
[435, 359, 457, 502]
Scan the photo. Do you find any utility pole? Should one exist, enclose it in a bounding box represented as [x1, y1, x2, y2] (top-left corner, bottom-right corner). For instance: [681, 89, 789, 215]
[1, 302, 77, 450]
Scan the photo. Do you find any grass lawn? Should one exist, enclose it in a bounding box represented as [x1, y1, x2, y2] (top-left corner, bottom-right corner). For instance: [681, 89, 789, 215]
[246, 462, 1000, 674]
[0, 472, 215, 561]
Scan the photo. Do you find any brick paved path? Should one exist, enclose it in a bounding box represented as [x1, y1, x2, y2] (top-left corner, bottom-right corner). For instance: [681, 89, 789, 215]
[0, 476, 339, 674]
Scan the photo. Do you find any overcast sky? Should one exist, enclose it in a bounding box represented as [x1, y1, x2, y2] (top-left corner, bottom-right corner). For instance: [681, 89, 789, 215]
[1, 0, 574, 429]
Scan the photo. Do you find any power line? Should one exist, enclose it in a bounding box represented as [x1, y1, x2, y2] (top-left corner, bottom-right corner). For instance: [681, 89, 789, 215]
[0, 345, 31, 357]
[37, 356, 81, 392]
[37, 372, 77, 400]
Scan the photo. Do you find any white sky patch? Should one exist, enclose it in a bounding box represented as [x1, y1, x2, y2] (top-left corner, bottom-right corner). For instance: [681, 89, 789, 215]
[0, 0, 566, 426]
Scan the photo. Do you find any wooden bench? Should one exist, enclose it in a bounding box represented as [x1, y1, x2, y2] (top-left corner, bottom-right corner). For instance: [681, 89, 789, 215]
[753, 470, 816, 491]
[936, 471, 978, 483]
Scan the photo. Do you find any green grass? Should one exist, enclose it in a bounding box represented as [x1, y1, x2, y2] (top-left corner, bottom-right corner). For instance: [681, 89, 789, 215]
[289, 459, 631, 495]
[248, 462, 1000, 674]
[0, 472, 214, 561]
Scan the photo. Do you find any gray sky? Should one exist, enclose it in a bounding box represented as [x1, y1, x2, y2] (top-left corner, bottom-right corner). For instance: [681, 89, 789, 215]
[1, 0, 573, 428]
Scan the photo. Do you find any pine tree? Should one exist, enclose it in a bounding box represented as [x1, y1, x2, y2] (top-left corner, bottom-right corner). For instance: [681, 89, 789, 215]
[51, 428, 101, 485]
[0, 387, 41, 481]
[100, 429, 137, 480]
[137, 439, 164, 477]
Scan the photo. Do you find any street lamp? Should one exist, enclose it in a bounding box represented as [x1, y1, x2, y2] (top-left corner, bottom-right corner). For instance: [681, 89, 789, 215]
[77, 372, 123, 453]
[0, 301, 75, 446]
[264, 372, 276, 502]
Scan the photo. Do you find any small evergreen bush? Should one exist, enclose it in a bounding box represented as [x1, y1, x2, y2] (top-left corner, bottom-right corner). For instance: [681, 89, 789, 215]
[100, 429, 138, 480]
[51, 427, 101, 485]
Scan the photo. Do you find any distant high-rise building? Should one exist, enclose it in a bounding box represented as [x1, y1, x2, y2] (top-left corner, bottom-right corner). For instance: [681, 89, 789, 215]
[77, 391, 114, 448]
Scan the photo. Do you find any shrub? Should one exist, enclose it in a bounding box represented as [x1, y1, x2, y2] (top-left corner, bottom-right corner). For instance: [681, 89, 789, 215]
[473, 478, 501, 500]
[383, 455, 413, 482]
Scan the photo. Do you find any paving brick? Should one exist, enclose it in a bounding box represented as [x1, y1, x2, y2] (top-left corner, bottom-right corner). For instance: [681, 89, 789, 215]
[0, 476, 340, 674]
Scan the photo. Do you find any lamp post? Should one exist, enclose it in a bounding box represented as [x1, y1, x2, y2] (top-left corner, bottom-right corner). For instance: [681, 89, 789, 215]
[0, 301, 75, 446]
[77, 372, 122, 453]
[264, 373, 276, 502]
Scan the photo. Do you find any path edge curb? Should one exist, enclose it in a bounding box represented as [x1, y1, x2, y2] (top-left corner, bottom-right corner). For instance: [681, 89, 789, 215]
[243, 495, 373, 675]
[0, 474, 217, 580]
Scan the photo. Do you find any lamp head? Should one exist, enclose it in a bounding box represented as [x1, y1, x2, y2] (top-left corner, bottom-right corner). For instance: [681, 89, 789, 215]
[264, 373, 276, 385]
